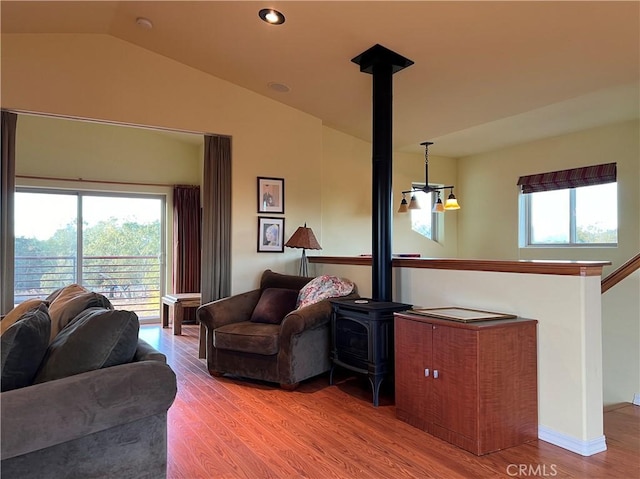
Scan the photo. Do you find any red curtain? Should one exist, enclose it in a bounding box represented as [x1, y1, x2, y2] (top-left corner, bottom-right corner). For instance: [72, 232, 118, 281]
[173, 185, 201, 321]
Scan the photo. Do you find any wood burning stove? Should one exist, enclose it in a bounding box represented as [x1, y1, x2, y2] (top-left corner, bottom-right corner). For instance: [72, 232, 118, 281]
[329, 298, 411, 406]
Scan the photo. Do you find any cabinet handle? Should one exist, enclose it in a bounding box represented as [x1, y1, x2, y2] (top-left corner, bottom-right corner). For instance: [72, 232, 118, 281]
[424, 368, 430, 377]
[433, 370, 439, 379]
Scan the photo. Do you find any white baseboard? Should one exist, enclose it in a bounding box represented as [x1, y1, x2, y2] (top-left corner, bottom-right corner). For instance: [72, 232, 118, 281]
[633, 393, 640, 406]
[538, 425, 607, 456]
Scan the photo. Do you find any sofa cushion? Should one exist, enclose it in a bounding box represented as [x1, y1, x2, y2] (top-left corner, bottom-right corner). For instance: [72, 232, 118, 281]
[0, 298, 49, 335]
[1, 304, 51, 391]
[47, 284, 114, 341]
[250, 288, 299, 324]
[214, 321, 280, 355]
[34, 307, 139, 383]
[297, 275, 355, 309]
[260, 269, 312, 292]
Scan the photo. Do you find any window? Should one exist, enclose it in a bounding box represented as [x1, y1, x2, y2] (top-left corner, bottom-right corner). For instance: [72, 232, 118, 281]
[14, 189, 165, 318]
[518, 163, 617, 246]
[409, 185, 439, 241]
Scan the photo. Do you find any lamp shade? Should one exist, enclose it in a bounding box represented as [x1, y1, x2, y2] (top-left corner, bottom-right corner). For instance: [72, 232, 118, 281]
[432, 197, 445, 213]
[398, 196, 409, 213]
[285, 225, 322, 250]
[444, 193, 460, 210]
[408, 195, 420, 210]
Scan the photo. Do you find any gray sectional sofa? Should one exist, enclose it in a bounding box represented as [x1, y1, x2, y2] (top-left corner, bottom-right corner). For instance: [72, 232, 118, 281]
[0, 285, 177, 479]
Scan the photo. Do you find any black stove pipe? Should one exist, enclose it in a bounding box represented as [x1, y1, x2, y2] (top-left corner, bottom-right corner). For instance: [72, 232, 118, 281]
[351, 45, 413, 301]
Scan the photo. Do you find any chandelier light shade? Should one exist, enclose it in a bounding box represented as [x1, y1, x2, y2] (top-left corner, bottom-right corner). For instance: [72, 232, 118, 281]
[444, 191, 461, 210]
[398, 141, 461, 213]
[432, 192, 445, 213]
[284, 223, 322, 276]
[398, 194, 409, 213]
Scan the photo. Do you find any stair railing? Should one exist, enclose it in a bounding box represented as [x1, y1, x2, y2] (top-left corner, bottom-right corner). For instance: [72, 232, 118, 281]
[601, 252, 640, 294]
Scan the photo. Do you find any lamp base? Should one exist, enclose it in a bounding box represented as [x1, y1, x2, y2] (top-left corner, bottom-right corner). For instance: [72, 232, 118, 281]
[299, 249, 309, 277]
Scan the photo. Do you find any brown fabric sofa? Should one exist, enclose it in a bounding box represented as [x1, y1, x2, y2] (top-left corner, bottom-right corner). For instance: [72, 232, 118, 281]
[197, 270, 358, 389]
[0, 285, 177, 478]
[1, 340, 177, 479]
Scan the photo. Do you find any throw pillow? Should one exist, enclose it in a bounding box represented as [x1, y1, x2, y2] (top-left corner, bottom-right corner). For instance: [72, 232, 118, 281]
[297, 275, 355, 309]
[250, 288, 299, 324]
[34, 307, 139, 383]
[1, 304, 51, 391]
[0, 298, 49, 335]
[47, 284, 113, 342]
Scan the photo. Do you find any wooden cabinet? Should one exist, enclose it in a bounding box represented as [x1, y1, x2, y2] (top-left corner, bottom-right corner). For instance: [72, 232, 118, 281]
[394, 312, 538, 455]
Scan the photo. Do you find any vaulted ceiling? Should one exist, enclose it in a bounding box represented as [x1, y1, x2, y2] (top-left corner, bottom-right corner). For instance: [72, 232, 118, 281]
[2, 1, 638, 156]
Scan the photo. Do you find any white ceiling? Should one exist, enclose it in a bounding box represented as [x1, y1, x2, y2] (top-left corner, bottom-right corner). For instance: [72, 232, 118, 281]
[2, 1, 639, 157]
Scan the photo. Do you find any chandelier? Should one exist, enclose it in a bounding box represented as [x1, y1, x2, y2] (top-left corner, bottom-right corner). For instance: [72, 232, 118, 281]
[398, 141, 460, 213]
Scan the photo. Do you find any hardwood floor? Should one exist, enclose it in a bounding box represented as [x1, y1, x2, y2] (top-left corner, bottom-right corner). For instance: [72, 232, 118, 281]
[140, 324, 640, 479]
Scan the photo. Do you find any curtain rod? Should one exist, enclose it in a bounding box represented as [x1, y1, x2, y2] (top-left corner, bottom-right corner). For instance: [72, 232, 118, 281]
[2, 108, 231, 139]
[16, 174, 175, 188]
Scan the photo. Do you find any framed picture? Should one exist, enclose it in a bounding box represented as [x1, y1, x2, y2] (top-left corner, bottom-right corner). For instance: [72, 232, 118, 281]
[257, 217, 285, 252]
[409, 307, 517, 323]
[258, 177, 284, 214]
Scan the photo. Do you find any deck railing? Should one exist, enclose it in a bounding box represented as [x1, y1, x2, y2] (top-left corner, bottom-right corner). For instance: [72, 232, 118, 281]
[15, 255, 161, 319]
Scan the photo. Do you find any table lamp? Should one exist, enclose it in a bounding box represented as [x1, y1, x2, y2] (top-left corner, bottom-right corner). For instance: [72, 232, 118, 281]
[284, 223, 322, 276]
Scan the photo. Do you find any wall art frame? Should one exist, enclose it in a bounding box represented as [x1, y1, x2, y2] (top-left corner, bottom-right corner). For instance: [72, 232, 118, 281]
[257, 216, 285, 252]
[257, 177, 284, 214]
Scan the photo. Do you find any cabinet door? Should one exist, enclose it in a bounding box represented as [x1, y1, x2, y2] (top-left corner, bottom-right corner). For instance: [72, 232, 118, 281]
[432, 325, 478, 441]
[395, 318, 432, 427]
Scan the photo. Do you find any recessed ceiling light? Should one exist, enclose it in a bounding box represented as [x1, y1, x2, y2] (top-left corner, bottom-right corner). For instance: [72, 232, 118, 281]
[258, 9, 285, 25]
[268, 82, 291, 93]
[136, 17, 153, 30]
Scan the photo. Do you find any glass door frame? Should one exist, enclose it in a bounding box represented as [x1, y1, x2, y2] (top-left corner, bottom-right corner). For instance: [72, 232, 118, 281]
[15, 187, 167, 320]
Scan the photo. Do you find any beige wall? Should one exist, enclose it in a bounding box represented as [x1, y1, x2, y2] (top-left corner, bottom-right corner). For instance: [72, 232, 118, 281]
[3, 31, 637, 410]
[14, 115, 202, 186]
[456, 120, 640, 405]
[457, 120, 640, 276]
[3, 34, 635, 277]
[319, 127, 371, 256]
[321, 126, 459, 258]
[13, 114, 202, 293]
[602, 270, 640, 405]
[2, 33, 323, 293]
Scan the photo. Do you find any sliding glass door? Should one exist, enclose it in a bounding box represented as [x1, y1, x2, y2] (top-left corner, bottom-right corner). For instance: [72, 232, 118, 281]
[15, 189, 165, 320]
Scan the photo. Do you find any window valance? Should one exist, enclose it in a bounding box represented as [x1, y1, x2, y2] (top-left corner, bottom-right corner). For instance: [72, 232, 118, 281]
[517, 162, 616, 194]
